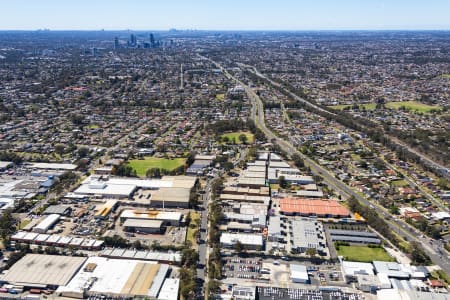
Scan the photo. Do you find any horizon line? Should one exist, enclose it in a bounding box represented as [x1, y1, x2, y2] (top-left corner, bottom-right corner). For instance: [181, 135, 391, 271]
[1, 28, 450, 32]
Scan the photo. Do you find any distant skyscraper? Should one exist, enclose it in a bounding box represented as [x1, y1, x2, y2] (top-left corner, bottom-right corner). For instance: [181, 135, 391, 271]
[114, 37, 119, 49]
[130, 34, 137, 47]
[150, 33, 155, 47]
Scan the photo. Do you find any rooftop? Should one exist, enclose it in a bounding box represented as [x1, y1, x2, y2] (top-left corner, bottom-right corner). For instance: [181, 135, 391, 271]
[0, 254, 87, 286]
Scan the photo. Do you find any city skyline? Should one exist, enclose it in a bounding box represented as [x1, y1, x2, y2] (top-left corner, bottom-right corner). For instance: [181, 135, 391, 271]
[1, 0, 450, 31]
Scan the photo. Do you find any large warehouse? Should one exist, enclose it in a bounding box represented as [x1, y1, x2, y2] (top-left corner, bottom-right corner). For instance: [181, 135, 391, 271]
[32, 213, 60, 233]
[279, 198, 350, 218]
[56, 256, 176, 299]
[220, 233, 264, 250]
[120, 210, 182, 226]
[74, 175, 197, 206]
[0, 254, 87, 288]
[123, 219, 164, 234]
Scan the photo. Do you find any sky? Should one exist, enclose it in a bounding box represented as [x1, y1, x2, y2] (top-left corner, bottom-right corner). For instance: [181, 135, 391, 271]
[0, 0, 449, 31]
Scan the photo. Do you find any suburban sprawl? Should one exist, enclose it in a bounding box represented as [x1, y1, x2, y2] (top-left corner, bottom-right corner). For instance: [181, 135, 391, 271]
[0, 30, 449, 300]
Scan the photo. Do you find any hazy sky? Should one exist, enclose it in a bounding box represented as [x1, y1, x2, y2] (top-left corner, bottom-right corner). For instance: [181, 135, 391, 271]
[1, 0, 449, 30]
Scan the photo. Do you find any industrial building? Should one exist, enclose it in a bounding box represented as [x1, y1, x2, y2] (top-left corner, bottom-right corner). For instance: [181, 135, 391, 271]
[290, 264, 309, 283]
[329, 229, 381, 245]
[220, 233, 264, 250]
[120, 210, 182, 226]
[372, 261, 427, 279]
[42, 205, 72, 216]
[0, 254, 87, 288]
[123, 219, 164, 234]
[100, 248, 181, 264]
[341, 261, 375, 283]
[279, 198, 350, 218]
[290, 218, 327, 256]
[56, 256, 176, 299]
[219, 193, 270, 205]
[32, 214, 60, 233]
[74, 175, 197, 202]
[11, 231, 104, 250]
[267, 216, 284, 242]
[157, 278, 180, 300]
[151, 187, 191, 208]
[24, 162, 78, 171]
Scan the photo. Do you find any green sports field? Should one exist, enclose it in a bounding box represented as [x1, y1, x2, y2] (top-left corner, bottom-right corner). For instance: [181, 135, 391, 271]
[337, 245, 395, 263]
[221, 131, 254, 144]
[128, 157, 186, 177]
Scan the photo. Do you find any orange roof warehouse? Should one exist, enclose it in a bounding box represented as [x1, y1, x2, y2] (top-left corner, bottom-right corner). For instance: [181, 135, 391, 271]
[279, 198, 350, 218]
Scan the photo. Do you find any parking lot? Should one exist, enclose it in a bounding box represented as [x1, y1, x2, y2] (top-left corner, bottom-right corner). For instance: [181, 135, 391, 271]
[222, 256, 262, 280]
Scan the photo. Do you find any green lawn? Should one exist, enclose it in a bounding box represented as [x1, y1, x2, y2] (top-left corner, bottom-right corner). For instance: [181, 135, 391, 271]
[328, 101, 440, 113]
[215, 93, 225, 100]
[385, 101, 440, 113]
[337, 245, 395, 263]
[442, 74, 450, 79]
[221, 131, 254, 144]
[391, 179, 409, 187]
[19, 219, 31, 230]
[128, 157, 186, 177]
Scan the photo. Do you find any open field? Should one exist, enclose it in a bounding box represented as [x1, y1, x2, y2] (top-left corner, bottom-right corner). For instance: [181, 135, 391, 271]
[186, 212, 200, 247]
[128, 157, 186, 177]
[221, 131, 254, 144]
[391, 180, 409, 187]
[385, 101, 440, 113]
[336, 245, 395, 262]
[19, 219, 31, 230]
[329, 101, 440, 113]
[215, 93, 225, 100]
[442, 74, 450, 79]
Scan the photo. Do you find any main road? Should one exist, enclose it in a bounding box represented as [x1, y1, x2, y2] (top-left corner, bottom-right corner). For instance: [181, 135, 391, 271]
[205, 56, 450, 274]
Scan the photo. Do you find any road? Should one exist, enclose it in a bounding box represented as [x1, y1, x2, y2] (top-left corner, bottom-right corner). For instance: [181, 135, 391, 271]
[207, 57, 450, 274]
[197, 176, 220, 299]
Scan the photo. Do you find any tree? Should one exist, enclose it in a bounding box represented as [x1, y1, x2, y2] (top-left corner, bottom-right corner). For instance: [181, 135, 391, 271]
[0, 209, 16, 240]
[410, 241, 431, 265]
[291, 153, 304, 168]
[146, 168, 161, 178]
[238, 134, 248, 144]
[77, 146, 90, 158]
[234, 241, 245, 253]
[306, 248, 317, 258]
[54, 144, 65, 156]
[437, 178, 449, 190]
[278, 176, 287, 189]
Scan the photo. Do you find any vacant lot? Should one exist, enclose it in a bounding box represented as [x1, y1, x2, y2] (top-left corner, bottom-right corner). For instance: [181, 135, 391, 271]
[128, 157, 186, 177]
[186, 212, 200, 247]
[337, 245, 395, 262]
[221, 131, 254, 144]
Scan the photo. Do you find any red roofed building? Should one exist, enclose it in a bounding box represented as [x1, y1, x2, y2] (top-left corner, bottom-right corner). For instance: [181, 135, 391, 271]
[279, 198, 350, 218]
